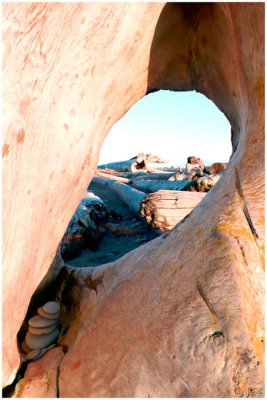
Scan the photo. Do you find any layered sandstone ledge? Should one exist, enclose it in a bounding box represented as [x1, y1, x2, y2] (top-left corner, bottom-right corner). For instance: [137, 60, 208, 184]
[3, 3, 264, 397]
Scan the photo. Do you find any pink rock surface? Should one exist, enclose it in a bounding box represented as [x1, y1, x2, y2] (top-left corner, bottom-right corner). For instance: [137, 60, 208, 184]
[2, 2, 264, 397]
[16, 347, 64, 398]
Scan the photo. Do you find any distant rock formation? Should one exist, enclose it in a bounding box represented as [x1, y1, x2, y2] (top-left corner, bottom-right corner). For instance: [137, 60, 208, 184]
[99, 153, 168, 172]
[187, 155, 205, 172]
[61, 192, 108, 260]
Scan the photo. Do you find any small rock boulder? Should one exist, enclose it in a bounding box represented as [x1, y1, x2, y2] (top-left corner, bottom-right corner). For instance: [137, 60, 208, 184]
[22, 301, 61, 359]
[187, 156, 204, 170]
[210, 162, 228, 174]
[186, 156, 205, 177]
[61, 191, 109, 259]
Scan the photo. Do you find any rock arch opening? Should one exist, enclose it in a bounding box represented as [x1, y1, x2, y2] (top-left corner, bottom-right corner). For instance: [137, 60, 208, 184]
[61, 89, 232, 267]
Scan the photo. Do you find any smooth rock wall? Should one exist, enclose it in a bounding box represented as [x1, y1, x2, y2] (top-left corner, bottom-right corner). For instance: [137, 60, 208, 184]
[3, 2, 164, 385]
[3, 2, 264, 396]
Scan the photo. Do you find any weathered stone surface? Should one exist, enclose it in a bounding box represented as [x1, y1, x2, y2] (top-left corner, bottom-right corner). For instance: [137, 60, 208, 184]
[25, 328, 60, 350]
[43, 301, 60, 314]
[28, 323, 57, 336]
[28, 315, 57, 329]
[25, 349, 41, 361]
[2, 2, 264, 397]
[38, 307, 60, 320]
[15, 347, 65, 398]
[61, 191, 108, 259]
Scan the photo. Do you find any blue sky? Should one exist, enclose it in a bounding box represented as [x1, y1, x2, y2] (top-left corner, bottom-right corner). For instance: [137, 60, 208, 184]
[99, 90, 232, 167]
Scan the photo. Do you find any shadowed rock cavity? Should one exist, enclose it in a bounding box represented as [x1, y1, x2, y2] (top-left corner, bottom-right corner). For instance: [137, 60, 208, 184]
[2, 2, 264, 397]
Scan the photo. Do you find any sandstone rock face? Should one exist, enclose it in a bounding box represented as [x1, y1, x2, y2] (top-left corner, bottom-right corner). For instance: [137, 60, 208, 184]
[14, 347, 65, 397]
[3, 2, 264, 398]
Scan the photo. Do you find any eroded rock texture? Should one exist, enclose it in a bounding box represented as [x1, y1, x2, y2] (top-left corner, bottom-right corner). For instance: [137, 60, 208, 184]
[3, 2, 264, 397]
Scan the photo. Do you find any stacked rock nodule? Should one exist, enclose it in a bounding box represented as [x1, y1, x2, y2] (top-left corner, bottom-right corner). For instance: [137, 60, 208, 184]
[22, 301, 60, 361]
